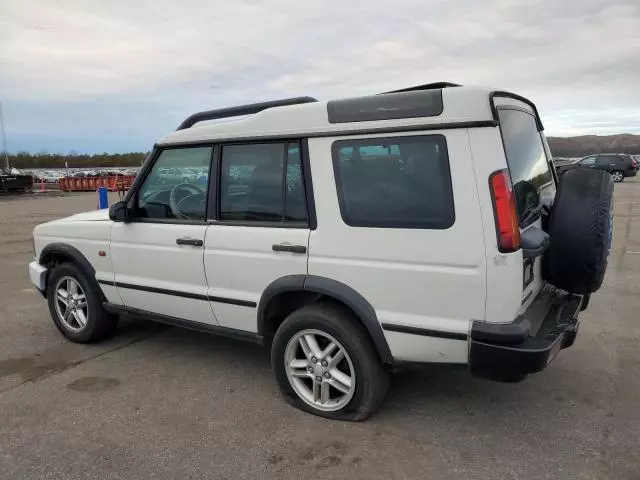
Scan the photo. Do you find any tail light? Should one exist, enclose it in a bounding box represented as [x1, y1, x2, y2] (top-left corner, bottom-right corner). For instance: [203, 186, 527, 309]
[489, 169, 521, 252]
[632, 159, 637, 169]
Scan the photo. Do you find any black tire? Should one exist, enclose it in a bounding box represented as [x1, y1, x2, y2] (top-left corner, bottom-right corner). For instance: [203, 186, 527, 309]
[46, 262, 119, 343]
[611, 170, 624, 182]
[271, 302, 389, 421]
[542, 169, 614, 294]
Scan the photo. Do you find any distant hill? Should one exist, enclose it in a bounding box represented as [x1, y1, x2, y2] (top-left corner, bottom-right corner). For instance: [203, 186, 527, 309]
[548, 134, 640, 158]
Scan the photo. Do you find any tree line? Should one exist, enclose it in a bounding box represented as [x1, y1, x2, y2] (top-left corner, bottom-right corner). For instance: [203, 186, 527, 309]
[6, 133, 640, 169]
[7, 152, 149, 169]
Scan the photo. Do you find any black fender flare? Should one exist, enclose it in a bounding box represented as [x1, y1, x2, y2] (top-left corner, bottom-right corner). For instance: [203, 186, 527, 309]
[39, 243, 105, 301]
[258, 275, 393, 364]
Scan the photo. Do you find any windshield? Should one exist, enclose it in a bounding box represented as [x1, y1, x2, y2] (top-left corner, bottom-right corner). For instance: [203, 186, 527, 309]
[498, 108, 554, 225]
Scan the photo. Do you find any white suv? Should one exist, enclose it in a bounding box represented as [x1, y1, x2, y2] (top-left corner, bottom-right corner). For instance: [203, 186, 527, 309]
[29, 83, 613, 420]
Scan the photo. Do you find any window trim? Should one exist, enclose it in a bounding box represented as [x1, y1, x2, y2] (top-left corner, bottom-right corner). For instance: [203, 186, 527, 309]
[125, 144, 216, 224]
[331, 133, 456, 230]
[208, 138, 313, 229]
[489, 91, 544, 131]
[300, 139, 317, 230]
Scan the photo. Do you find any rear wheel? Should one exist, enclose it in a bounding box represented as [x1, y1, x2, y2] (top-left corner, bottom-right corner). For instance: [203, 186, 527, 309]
[611, 170, 624, 182]
[271, 302, 389, 421]
[46, 263, 118, 343]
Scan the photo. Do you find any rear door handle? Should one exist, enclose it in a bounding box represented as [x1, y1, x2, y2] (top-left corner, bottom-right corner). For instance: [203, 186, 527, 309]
[272, 244, 307, 254]
[176, 237, 203, 247]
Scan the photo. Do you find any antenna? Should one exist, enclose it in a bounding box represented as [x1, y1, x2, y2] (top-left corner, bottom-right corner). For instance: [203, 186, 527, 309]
[0, 102, 9, 172]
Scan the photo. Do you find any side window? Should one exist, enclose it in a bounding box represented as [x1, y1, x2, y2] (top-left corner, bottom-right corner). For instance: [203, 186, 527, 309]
[581, 156, 596, 166]
[597, 155, 617, 165]
[136, 146, 212, 221]
[332, 135, 454, 229]
[219, 142, 307, 224]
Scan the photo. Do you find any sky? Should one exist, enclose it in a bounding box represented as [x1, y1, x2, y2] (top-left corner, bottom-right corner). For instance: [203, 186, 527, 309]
[1, 0, 639, 154]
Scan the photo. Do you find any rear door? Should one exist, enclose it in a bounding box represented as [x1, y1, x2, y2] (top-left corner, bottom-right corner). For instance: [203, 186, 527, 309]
[597, 154, 622, 172]
[496, 107, 556, 307]
[203, 141, 311, 333]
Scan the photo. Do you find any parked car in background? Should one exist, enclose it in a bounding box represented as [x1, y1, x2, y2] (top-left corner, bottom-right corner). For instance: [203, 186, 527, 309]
[554, 154, 637, 182]
[157, 166, 196, 185]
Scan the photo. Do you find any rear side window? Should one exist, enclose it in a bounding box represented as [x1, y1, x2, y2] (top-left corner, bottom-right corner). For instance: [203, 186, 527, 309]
[219, 142, 307, 223]
[498, 109, 553, 223]
[332, 135, 454, 229]
[598, 154, 623, 164]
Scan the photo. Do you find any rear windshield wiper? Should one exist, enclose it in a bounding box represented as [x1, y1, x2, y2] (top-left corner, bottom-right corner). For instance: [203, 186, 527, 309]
[521, 196, 554, 227]
[521, 204, 544, 226]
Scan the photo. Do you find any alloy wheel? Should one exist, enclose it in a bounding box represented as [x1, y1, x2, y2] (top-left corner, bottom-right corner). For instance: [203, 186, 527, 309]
[54, 276, 89, 332]
[284, 329, 356, 412]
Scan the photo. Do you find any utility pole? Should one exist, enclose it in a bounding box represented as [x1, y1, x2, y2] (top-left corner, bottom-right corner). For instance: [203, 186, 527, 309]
[0, 102, 9, 172]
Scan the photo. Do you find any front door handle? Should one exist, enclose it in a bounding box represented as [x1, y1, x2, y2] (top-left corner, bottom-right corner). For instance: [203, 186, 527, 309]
[176, 237, 203, 247]
[272, 244, 307, 254]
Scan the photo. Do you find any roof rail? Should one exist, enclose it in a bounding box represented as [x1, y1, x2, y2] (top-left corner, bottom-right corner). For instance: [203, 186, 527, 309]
[383, 82, 461, 94]
[176, 96, 318, 131]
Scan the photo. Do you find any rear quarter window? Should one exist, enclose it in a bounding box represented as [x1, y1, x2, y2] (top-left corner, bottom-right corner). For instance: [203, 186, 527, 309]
[331, 134, 454, 229]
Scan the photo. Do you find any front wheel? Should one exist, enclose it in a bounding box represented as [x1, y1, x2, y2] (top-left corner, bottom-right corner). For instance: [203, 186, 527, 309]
[271, 302, 389, 421]
[46, 262, 119, 343]
[611, 170, 624, 182]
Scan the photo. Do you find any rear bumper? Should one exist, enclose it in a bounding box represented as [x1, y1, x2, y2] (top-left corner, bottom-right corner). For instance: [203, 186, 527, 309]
[469, 286, 582, 382]
[625, 169, 637, 177]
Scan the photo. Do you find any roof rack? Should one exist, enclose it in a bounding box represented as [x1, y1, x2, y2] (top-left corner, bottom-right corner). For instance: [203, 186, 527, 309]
[176, 96, 318, 130]
[383, 82, 461, 94]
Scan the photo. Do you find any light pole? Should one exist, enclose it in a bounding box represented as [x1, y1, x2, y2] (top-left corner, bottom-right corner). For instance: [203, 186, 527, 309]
[0, 102, 9, 172]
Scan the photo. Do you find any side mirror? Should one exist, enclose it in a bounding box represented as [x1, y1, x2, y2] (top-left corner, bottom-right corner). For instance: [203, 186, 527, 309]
[109, 201, 130, 222]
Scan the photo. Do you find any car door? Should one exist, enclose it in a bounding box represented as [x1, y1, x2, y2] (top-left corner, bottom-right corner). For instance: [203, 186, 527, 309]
[110, 145, 218, 325]
[596, 154, 620, 172]
[203, 141, 310, 333]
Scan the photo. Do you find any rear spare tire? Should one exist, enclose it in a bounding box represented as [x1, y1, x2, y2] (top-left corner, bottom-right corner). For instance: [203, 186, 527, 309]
[542, 169, 613, 294]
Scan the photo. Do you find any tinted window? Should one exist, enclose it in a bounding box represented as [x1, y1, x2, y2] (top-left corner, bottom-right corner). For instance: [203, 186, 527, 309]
[332, 135, 454, 229]
[581, 156, 597, 166]
[328, 90, 444, 123]
[136, 147, 212, 220]
[498, 109, 553, 222]
[219, 142, 307, 223]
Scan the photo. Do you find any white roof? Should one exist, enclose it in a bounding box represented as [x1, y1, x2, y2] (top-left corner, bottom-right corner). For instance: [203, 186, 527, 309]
[158, 86, 523, 146]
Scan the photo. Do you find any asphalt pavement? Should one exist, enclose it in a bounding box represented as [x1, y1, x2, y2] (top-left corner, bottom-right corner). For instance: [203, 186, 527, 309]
[0, 183, 639, 479]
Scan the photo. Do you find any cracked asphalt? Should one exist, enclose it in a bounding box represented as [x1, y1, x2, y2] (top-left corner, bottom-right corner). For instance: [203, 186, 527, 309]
[0, 183, 639, 479]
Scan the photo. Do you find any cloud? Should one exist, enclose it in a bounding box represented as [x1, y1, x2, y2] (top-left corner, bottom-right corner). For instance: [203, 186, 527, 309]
[0, 0, 639, 152]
